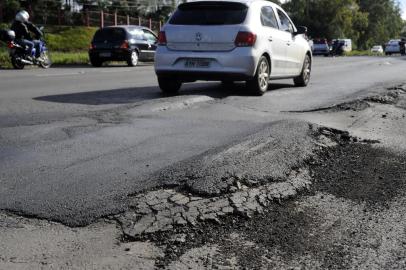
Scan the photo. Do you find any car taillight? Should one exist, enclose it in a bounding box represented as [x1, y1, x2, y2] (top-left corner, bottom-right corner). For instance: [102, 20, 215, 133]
[235, 32, 256, 47]
[89, 43, 95, 49]
[158, 31, 167, 46]
[7, 42, 14, 49]
[120, 40, 129, 49]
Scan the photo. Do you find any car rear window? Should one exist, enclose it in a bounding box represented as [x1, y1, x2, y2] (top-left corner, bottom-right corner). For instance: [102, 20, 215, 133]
[93, 28, 126, 42]
[169, 1, 248, 25]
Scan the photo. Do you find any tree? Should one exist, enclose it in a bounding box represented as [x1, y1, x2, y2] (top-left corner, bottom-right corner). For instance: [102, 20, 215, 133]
[1, 0, 21, 23]
[282, 0, 402, 49]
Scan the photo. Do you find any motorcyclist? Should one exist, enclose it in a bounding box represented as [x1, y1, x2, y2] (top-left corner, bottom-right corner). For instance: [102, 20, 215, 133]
[400, 38, 406, 56]
[10, 10, 43, 60]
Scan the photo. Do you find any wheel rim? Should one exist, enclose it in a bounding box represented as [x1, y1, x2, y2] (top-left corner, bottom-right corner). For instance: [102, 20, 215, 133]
[40, 52, 51, 67]
[131, 51, 138, 66]
[303, 57, 311, 83]
[258, 59, 269, 90]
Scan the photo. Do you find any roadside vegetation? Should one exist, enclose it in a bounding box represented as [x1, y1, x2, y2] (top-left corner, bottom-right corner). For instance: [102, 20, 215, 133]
[0, 26, 96, 68]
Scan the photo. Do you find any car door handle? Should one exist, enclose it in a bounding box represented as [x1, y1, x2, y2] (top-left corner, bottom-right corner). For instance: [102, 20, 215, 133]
[268, 36, 273, 42]
[286, 41, 291, 46]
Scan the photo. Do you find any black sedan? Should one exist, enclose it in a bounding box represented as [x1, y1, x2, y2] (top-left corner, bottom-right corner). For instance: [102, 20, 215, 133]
[89, 25, 157, 67]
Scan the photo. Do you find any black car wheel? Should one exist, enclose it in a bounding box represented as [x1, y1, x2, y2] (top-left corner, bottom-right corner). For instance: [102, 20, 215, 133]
[127, 51, 139, 67]
[90, 57, 102, 67]
[158, 76, 182, 95]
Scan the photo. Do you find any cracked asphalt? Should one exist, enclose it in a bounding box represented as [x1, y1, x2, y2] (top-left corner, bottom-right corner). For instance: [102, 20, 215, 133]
[1, 56, 406, 269]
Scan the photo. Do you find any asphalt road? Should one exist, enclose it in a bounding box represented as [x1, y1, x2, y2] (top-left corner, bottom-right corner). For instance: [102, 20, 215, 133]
[0, 56, 405, 226]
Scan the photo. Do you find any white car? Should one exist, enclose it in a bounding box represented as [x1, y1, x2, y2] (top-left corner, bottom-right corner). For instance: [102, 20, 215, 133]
[371, 45, 384, 54]
[385, 40, 400, 55]
[154, 0, 312, 95]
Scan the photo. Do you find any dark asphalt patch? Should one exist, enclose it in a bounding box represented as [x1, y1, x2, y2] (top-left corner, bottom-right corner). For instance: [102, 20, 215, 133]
[149, 202, 351, 269]
[288, 86, 406, 113]
[310, 143, 406, 206]
[143, 140, 406, 269]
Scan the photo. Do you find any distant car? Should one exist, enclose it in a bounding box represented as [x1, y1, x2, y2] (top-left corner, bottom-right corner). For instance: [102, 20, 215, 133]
[312, 39, 330, 56]
[155, 0, 312, 96]
[89, 25, 157, 67]
[371, 45, 384, 54]
[384, 39, 400, 55]
[332, 39, 352, 52]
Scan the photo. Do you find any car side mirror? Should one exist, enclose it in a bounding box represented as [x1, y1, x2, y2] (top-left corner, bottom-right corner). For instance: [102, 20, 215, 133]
[294, 26, 307, 36]
[39, 26, 44, 31]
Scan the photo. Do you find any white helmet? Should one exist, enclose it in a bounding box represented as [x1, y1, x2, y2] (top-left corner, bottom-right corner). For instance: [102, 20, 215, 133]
[15, 10, 29, 23]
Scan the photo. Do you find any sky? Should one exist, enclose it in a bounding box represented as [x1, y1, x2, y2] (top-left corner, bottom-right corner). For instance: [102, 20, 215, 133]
[400, 0, 406, 19]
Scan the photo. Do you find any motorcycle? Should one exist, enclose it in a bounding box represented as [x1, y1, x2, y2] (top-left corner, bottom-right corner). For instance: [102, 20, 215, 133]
[3, 27, 51, 69]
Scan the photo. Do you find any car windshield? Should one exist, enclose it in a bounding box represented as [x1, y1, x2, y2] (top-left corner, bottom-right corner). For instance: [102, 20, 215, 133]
[93, 28, 126, 42]
[169, 1, 248, 25]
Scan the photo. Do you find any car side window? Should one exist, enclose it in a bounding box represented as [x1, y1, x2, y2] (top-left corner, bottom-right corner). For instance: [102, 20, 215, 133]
[129, 29, 144, 41]
[277, 9, 294, 33]
[142, 30, 157, 43]
[260, 6, 278, 29]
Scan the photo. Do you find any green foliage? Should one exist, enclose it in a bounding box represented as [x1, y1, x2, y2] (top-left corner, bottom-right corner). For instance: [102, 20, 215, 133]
[282, 0, 404, 50]
[1, 0, 21, 23]
[0, 50, 90, 68]
[50, 51, 89, 65]
[44, 26, 97, 52]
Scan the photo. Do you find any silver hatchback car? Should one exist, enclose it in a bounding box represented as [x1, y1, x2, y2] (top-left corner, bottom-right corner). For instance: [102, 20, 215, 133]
[155, 0, 312, 95]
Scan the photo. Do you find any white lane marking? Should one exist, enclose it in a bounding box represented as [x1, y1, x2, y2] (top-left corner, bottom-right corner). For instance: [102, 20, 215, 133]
[35, 71, 85, 77]
[100, 69, 134, 73]
[150, 96, 215, 112]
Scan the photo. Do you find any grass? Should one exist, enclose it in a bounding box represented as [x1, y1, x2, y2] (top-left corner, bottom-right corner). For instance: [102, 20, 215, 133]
[50, 51, 89, 65]
[344, 50, 382, 56]
[0, 48, 89, 68]
[44, 26, 97, 52]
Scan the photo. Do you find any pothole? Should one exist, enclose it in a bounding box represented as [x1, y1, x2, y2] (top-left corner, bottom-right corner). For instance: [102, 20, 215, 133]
[288, 84, 406, 113]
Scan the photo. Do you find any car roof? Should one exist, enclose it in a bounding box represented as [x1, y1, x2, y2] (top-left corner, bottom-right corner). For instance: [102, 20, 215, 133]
[185, 0, 279, 7]
[102, 25, 150, 31]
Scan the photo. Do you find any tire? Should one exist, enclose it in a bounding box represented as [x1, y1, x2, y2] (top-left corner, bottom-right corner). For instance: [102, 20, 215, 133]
[38, 51, 52, 69]
[246, 56, 270, 96]
[294, 54, 311, 87]
[11, 56, 25, 70]
[127, 51, 139, 67]
[221, 80, 234, 89]
[90, 57, 102, 67]
[158, 76, 182, 95]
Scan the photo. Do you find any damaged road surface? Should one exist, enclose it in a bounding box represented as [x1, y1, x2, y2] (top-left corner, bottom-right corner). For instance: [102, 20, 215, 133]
[1, 57, 406, 269]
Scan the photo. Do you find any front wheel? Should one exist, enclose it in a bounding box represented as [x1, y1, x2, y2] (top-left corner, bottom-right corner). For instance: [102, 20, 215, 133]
[294, 54, 311, 87]
[158, 76, 182, 95]
[246, 56, 270, 96]
[38, 51, 52, 69]
[11, 56, 25, 70]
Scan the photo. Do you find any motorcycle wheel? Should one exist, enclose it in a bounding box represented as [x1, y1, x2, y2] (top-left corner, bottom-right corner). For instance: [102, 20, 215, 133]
[39, 51, 52, 69]
[11, 56, 25, 70]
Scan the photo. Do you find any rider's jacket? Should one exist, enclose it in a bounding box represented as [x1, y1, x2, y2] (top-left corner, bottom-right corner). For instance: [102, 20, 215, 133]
[11, 20, 42, 40]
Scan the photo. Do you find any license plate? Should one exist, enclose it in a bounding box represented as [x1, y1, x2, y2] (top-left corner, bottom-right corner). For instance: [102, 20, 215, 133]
[99, 52, 111, 57]
[185, 59, 210, 68]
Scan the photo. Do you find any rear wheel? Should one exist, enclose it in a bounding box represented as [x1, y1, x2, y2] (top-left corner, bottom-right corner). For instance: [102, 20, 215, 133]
[221, 80, 234, 89]
[90, 57, 102, 67]
[246, 56, 270, 96]
[158, 76, 182, 95]
[127, 51, 139, 67]
[294, 54, 311, 87]
[11, 56, 25, 70]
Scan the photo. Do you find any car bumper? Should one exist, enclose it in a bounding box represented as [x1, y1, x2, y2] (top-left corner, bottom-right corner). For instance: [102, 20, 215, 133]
[312, 50, 329, 55]
[89, 49, 130, 61]
[154, 46, 257, 81]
